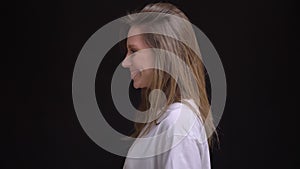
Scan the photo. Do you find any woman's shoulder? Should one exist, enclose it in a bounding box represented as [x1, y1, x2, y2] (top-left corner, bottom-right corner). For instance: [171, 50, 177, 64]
[156, 99, 200, 125]
[155, 99, 207, 143]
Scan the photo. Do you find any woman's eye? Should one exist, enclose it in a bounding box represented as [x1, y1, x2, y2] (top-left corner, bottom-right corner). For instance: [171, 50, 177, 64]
[127, 47, 137, 54]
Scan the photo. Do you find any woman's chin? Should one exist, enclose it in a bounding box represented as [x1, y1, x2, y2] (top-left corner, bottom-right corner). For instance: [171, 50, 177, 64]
[133, 80, 141, 89]
[133, 80, 147, 89]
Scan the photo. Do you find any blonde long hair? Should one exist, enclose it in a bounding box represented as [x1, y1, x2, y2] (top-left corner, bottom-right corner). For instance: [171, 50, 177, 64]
[125, 2, 217, 146]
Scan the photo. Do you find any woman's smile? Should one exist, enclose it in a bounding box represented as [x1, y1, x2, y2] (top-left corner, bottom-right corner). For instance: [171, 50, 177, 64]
[130, 69, 141, 80]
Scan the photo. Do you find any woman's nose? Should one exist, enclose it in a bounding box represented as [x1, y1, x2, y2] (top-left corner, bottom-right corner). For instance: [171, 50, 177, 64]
[121, 55, 131, 68]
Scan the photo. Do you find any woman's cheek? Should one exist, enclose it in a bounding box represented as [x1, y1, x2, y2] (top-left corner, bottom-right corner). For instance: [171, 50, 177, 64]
[142, 70, 153, 86]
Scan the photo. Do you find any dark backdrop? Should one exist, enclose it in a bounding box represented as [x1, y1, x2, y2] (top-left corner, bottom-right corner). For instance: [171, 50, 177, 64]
[15, 0, 294, 169]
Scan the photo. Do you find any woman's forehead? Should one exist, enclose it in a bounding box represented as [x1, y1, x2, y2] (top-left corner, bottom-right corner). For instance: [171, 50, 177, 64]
[127, 27, 149, 48]
[127, 25, 146, 37]
[126, 35, 144, 46]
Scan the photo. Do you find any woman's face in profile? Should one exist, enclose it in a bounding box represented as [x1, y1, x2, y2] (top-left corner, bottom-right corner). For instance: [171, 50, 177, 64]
[122, 26, 155, 89]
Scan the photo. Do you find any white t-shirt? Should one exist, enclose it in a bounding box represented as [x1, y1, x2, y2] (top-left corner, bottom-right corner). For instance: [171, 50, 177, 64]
[123, 99, 211, 169]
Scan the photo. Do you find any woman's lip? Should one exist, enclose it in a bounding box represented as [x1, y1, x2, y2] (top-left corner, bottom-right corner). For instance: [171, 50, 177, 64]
[130, 69, 140, 79]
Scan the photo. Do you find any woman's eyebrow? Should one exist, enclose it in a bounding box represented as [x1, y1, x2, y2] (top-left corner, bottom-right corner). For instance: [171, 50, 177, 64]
[127, 44, 138, 49]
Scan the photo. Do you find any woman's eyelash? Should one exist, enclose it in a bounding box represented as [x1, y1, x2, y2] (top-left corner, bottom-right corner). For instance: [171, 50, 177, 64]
[129, 49, 137, 53]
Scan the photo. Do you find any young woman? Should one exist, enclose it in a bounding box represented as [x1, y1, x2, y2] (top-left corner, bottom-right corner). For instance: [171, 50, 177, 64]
[121, 2, 216, 169]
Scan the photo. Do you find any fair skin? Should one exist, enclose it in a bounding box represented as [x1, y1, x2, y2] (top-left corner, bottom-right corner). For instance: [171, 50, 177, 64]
[122, 26, 155, 89]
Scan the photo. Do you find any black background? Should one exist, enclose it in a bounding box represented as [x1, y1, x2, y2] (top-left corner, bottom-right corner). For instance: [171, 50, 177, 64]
[15, 0, 294, 168]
